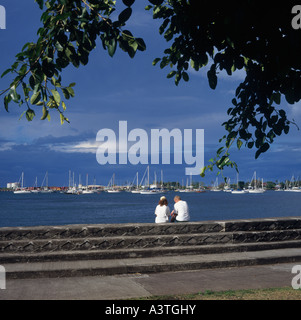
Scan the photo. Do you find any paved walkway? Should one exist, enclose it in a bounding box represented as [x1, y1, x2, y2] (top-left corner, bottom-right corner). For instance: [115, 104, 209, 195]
[0, 262, 299, 300]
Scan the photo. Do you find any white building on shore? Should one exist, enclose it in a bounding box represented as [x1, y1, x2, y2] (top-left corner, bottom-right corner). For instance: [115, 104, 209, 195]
[7, 182, 20, 189]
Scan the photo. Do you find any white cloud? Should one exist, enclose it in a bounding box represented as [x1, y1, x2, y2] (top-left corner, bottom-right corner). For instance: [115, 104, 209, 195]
[0, 142, 16, 151]
[49, 140, 99, 154]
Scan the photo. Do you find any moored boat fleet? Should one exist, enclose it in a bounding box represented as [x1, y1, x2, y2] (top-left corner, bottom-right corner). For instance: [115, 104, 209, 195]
[8, 169, 301, 195]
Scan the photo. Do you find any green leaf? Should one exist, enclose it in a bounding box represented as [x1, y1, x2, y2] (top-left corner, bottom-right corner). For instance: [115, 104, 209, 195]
[237, 139, 243, 150]
[18, 64, 28, 76]
[248, 141, 254, 149]
[136, 38, 146, 51]
[79, 51, 89, 65]
[108, 38, 117, 57]
[60, 113, 65, 125]
[279, 109, 286, 118]
[9, 86, 20, 103]
[118, 8, 132, 24]
[200, 166, 206, 178]
[19, 110, 26, 120]
[167, 71, 176, 78]
[175, 72, 181, 86]
[66, 87, 75, 97]
[217, 147, 224, 155]
[35, 0, 44, 10]
[148, 0, 164, 5]
[29, 75, 35, 90]
[4, 95, 11, 112]
[207, 66, 217, 90]
[41, 106, 49, 120]
[55, 41, 64, 52]
[22, 83, 30, 99]
[30, 91, 41, 105]
[182, 72, 189, 82]
[26, 109, 35, 122]
[62, 88, 70, 99]
[218, 156, 230, 169]
[152, 58, 161, 66]
[285, 89, 295, 104]
[1, 68, 12, 78]
[255, 143, 270, 159]
[51, 89, 61, 106]
[122, 0, 135, 6]
[272, 92, 281, 105]
[129, 39, 138, 52]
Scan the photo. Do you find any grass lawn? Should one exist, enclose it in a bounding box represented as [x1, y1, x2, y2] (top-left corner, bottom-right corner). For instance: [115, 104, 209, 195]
[138, 287, 301, 300]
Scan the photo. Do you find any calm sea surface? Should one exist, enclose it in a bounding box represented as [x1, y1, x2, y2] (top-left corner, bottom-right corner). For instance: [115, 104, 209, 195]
[0, 190, 300, 228]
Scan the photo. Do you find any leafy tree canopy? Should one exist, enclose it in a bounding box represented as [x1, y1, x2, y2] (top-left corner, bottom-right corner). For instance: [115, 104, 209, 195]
[1, 0, 301, 176]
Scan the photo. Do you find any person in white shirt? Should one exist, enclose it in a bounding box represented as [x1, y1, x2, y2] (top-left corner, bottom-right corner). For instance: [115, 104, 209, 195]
[171, 195, 190, 222]
[154, 196, 171, 223]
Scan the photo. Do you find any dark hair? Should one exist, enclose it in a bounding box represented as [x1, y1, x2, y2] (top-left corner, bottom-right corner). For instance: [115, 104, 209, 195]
[158, 198, 168, 206]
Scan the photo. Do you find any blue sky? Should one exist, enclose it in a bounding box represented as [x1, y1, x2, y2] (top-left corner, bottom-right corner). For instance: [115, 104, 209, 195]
[0, 1, 301, 188]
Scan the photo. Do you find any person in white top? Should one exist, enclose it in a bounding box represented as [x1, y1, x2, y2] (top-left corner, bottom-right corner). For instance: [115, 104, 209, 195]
[171, 195, 190, 222]
[154, 196, 171, 223]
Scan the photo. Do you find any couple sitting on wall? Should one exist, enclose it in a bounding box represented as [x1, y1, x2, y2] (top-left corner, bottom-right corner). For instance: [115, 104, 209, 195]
[155, 195, 190, 223]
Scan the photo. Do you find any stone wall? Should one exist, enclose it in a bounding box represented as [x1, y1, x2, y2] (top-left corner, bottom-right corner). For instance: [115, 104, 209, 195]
[1, 217, 301, 279]
[0, 217, 301, 255]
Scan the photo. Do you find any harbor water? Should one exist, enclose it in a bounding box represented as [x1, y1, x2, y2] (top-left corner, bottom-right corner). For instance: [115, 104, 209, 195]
[0, 190, 300, 228]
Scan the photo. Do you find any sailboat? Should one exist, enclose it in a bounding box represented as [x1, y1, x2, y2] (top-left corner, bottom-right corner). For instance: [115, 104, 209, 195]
[179, 179, 186, 192]
[248, 172, 265, 194]
[140, 166, 157, 194]
[183, 174, 195, 192]
[107, 189, 121, 193]
[291, 180, 301, 192]
[231, 174, 246, 194]
[40, 171, 53, 193]
[285, 175, 301, 192]
[107, 173, 121, 193]
[223, 178, 232, 192]
[14, 172, 31, 194]
[131, 172, 140, 193]
[65, 171, 78, 194]
[31, 177, 40, 193]
[150, 171, 164, 194]
[82, 174, 94, 194]
[210, 177, 221, 192]
[159, 169, 166, 193]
